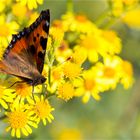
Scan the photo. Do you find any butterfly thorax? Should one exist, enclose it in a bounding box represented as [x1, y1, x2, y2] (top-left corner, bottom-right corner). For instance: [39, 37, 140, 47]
[28, 75, 46, 86]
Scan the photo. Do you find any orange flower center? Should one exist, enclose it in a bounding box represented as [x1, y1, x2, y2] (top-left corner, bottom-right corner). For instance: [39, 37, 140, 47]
[9, 111, 27, 129]
[35, 101, 51, 118]
[52, 68, 62, 80]
[16, 83, 31, 97]
[84, 79, 95, 91]
[75, 15, 87, 23]
[104, 67, 115, 78]
[58, 82, 74, 101]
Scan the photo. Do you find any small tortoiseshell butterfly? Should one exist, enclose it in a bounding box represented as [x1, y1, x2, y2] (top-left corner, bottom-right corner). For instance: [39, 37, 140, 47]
[0, 9, 50, 86]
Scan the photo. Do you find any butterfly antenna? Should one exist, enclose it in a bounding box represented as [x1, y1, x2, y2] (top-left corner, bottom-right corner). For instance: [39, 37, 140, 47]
[32, 86, 36, 103]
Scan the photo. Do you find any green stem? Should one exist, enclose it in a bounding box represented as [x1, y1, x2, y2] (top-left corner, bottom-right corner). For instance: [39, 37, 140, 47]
[48, 67, 51, 87]
[102, 17, 118, 29]
[67, 0, 74, 13]
[46, 93, 56, 98]
[95, 9, 110, 27]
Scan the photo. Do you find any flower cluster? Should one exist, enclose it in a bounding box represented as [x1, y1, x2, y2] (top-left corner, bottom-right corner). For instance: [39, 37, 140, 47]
[0, 0, 136, 138]
[50, 11, 134, 103]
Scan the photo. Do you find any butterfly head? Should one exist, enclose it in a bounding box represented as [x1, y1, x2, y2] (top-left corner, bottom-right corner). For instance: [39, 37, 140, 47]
[32, 75, 46, 86]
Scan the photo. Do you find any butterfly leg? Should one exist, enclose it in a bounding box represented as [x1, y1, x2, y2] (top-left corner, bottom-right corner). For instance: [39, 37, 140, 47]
[7, 81, 24, 89]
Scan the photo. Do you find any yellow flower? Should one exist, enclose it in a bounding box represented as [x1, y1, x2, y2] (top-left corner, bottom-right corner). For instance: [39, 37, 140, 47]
[101, 30, 122, 55]
[52, 20, 64, 30]
[49, 27, 64, 48]
[75, 70, 102, 103]
[0, 1, 5, 13]
[95, 56, 122, 90]
[61, 12, 75, 32]
[55, 40, 72, 63]
[28, 12, 39, 25]
[16, 0, 43, 10]
[46, 66, 63, 93]
[0, 0, 12, 13]
[122, 0, 138, 5]
[0, 14, 19, 49]
[14, 83, 32, 99]
[120, 60, 134, 89]
[5, 99, 38, 138]
[122, 8, 140, 28]
[52, 67, 63, 81]
[72, 47, 87, 65]
[109, 0, 123, 17]
[27, 95, 54, 125]
[12, 3, 27, 18]
[58, 128, 83, 140]
[109, 0, 139, 17]
[63, 62, 82, 79]
[57, 82, 75, 101]
[62, 12, 98, 33]
[80, 34, 103, 62]
[0, 85, 15, 109]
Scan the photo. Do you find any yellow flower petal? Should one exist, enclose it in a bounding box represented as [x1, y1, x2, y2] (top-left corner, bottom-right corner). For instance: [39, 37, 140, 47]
[11, 128, 15, 137]
[16, 128, 21, 138]
[25, 125, 32, 134]
[82, 92, 90, 103]
[21, 128, 29, 136]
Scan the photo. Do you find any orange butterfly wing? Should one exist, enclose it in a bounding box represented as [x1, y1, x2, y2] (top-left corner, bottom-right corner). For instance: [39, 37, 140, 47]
[0, 10, 50, 81]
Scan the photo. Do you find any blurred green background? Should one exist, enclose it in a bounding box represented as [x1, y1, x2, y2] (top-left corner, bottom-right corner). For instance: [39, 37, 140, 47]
[1, 0, 140, 139]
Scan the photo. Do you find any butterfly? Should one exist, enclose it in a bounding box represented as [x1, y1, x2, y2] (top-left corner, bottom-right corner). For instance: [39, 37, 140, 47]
[0, 9, 50, 87]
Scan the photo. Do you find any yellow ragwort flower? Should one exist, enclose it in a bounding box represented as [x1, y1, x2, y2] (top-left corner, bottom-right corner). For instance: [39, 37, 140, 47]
[58, 128, 83, 140]
[52, 67, 63, 82]
[5, 98, 38, 138]
[0, 1, 5, 13]
[120, 60, 134, 89]
[27, 95, 54, 125]
[46, 66, 64, 93]
[95, 56, 123, 90]
[0, 85, 15, 109]
[74, 69, 102, 103]
[101, 30, 122, 55]
[14, 83, 32, 99]
[72, 47, 87, 65]
[12, 3, 27, 18]
[57, 82, 75, 101]
[80, 34, 103, 62]
[122, 0, 138, 5]
[109, 0, 138, 17]
[49, 27, 64, 48]
[0, 14, 19, 52]
[62, 12, 99, 34]
[63, 62, 82, 79]
[52, 20, 64, 30]
[122, 8, 140, 28]
[28, 12, 39, 25]
[16, 0, 43, 10]
[55, 40, 72, 63]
